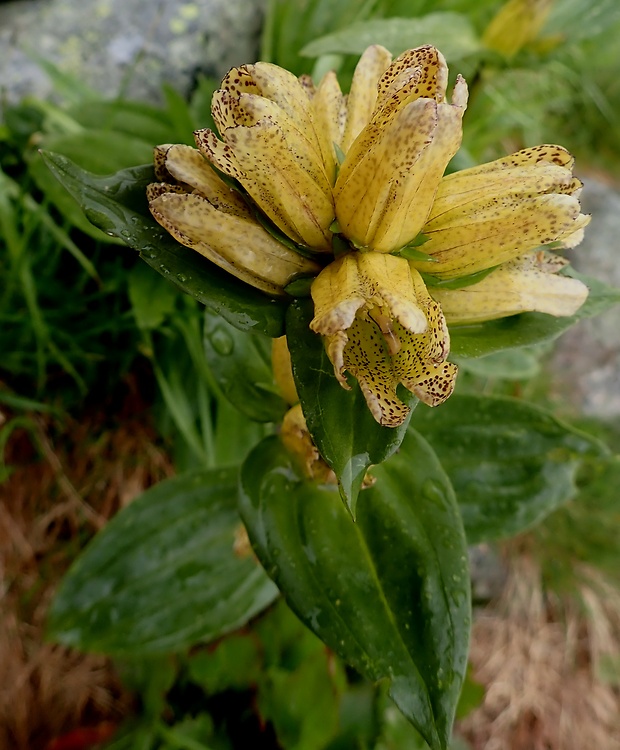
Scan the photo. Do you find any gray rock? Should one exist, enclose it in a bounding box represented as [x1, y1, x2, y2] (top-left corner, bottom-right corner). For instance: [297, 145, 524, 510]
[0, 0, 264, 105]
[552, 177, 620, 418]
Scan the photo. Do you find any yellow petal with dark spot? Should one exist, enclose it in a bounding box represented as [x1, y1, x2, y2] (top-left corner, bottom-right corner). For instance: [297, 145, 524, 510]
[431, 253, 589, 324]
[342, 45, 392, 153]
[205, 118, 335, 250]
[310, 251, 454, 426]
[415, 191, 588, 277]
[149, 191, 319, 295]
[311, 70, 345, 183]
[162, 144, 249, 215]
[335, 76, 467, 252]
[336, 316, 412, 427]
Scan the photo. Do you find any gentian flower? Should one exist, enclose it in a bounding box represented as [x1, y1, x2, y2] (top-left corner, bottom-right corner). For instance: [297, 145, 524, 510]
[147, 44, 589, 428]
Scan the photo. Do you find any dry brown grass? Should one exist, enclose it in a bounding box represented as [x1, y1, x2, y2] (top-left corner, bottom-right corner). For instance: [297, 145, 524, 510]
[459, 552, 620, 750]
[0, 389, 173, 750]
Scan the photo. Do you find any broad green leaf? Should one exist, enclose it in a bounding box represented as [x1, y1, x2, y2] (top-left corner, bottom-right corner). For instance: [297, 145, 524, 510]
[128, 261, 178, 331]
[285, 298, 415, 517]
[454, 348, 541, 380]
[203, 309, 288, 423]
[68, 99, 180, 145]
[450, 271, 620, 358]
[545, 0, 620, 42]
[48, 468, 279, 655]
[300, 14, 481, 62]
[239, 432, 471, 750]
[188, 634, 262, 694]
[40, 151, 287, 337]
[412, 394, 607, 543]
[37, 130, 154, 174]
[28, 152, 121, 243]
[258, 650, 346, 750]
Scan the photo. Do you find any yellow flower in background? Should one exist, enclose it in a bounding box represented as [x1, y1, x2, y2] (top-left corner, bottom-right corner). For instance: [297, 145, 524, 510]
[147, 44, 590, 429]
[482, 0, 554, 58]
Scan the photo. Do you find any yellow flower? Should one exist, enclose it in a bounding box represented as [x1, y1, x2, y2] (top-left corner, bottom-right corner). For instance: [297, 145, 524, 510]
[310, 252, 457, 427]
[432, 251, 589, 325]
[411, 145, 591, 279]
[148, 144, 320, 296]
[333, 46, 468, 253]
[147, 45, 590, 429]
[482, 0, 554, 58]
[194, 63, 335, 251]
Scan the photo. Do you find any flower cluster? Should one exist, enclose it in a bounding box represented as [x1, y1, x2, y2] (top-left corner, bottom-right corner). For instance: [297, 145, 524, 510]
[148, 45, 589, 427]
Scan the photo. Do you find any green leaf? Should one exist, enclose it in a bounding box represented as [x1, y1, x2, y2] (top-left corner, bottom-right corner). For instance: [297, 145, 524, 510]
[68, 99, 179, 145]
[187, 634, 262, 694]
[412, 394, 607, 543]
[262, 0, 376, 74]
[38, 130, 155, 174]
[545, 0, 620, 42]
[300, 14, 481, 62]
[285, 298, 415, 517]
[450, 271, 620, 358]
[47, 468, 279, 655]
[28, 151, 121, 243]
[258, 650, 346, 750]
[239, 432, 471, 750]
[422, 265, 499, 291]
[203, 309, 288, 423]
[454, 348, 541, 380]
[40, 151, 287, 337]
[128, 261, 178, 330]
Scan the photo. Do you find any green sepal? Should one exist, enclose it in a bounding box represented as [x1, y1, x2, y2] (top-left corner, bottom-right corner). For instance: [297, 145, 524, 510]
[40, 150, 288, 337]
[395, 232, 433, 261]
[238, 431, 471, 750]
[421, 264, 499, 290]
[284, 276, 315, 297]
[47, 468, 279, 655]
[285, 298, 415, 517]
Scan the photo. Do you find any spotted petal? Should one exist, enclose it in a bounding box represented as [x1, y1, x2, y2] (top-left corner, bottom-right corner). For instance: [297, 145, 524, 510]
[430, 252, 589, 324]
[148, 191, 320, 296]
[310, 252, 456, 426]
[196, 121, 334, 251]
[335, 60, 467, 253]
[414, 146, 590, 278]
[200, 62, 335, 251]
[341, 45, 392, 153]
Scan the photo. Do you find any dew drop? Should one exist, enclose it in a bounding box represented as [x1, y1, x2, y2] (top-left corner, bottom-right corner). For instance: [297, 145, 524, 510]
[209, 328, 234, 356]
[176, 273, 189, 283]
[422, 478, 445, 504]
[159, 264, 170, 274]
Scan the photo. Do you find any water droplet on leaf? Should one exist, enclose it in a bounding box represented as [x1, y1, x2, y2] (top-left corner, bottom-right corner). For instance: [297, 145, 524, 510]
[422, 478, 445, 504]
[209, 328, 234, 356]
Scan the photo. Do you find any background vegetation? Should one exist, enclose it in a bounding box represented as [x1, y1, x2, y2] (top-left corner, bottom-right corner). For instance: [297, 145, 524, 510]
[2, 0, 620, 748]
